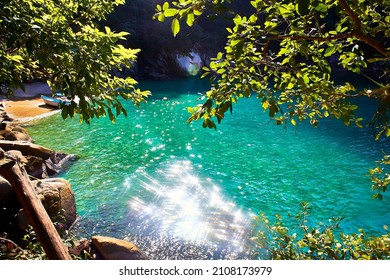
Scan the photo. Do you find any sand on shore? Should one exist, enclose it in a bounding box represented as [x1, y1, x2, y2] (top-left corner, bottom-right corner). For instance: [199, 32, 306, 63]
[3, 98, 59, 119]
[1, 82, 60, 121]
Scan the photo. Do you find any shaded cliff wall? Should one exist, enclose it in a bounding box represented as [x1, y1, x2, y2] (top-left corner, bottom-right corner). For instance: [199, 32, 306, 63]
[104, 0, 252, 79]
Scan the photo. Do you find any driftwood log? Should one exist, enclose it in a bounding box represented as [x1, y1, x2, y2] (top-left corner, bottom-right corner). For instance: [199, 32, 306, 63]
[0, 148, 71, 260]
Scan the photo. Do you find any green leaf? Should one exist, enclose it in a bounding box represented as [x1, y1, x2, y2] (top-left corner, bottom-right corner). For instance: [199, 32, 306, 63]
[250, 1, 258, 8]
[324, 45, 336, 57]
[186, 13, 195, 26]
[193, 8, 203, 16]
[235, 40, 245, 60]
[157, 13, 165, 22]
[164, 8, 178, 17]
[61, 105, 69, 120]
[296, 0, 310, 16]
[315, 3, 327, 12]
[349, 105, 358, 111]
[171, 18, 180, 37]
[279, 6, 291, 17]
[367, 57, 387, 63]
[386, 128, 390, 137]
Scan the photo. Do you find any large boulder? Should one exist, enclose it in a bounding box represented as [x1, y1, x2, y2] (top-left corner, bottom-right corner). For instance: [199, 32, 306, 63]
[34, 178, 77, 228]
[91, 236, 148, 260]
[17, 178, 77, 233]
[0, 176, 17, 208]
[24, 155, 46, 179]
[0, 140, 53, 159]
[0, 124, 33, 142]
[0, 140, 76, 178]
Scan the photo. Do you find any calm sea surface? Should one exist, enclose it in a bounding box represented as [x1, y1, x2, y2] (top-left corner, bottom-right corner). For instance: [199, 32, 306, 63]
[27, 78, 390, 259]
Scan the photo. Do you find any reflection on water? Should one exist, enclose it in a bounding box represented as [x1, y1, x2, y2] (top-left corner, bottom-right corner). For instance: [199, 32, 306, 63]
[122, 160, 256, 259]
[72, 160, 256, 259]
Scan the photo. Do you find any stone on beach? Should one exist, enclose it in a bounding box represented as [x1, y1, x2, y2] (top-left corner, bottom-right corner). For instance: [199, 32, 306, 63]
[91, 236, 148, 260]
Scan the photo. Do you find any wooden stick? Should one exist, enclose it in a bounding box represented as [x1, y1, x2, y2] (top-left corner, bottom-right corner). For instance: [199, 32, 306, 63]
[0, 148, 72, 260]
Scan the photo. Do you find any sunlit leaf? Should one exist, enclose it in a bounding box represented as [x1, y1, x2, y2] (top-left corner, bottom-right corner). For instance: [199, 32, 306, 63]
[164, 8, 178, 17]
[186, 13, 195, 26]
[171, 18, 180, 37]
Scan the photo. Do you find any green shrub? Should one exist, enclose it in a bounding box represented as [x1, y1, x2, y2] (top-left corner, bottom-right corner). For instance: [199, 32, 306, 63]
[252, 202, 390, 260]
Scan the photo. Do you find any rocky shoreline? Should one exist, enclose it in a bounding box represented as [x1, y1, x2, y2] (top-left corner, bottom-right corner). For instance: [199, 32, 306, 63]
[0, 103, 147, 260]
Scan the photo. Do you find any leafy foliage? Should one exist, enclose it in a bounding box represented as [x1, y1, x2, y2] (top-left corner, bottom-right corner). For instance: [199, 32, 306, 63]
[253, 202, 390, 260]
[156, 0, 390, 195]
[156, 0, 389, 130]
[369, 154, 390, 200]
[0, 226, 93, 260]
[0, 226, 46, 260]
[0, 0, 150, 123]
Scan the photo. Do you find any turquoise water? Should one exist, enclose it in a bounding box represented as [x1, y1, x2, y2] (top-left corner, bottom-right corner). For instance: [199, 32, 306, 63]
[27, 78, 389, 259]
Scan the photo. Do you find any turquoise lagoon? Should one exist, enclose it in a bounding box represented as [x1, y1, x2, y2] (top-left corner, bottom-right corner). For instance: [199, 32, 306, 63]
[27, 78, 390, 259]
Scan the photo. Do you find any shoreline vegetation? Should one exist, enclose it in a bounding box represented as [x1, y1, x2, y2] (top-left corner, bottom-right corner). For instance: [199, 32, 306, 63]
[0, 82, 149, 260]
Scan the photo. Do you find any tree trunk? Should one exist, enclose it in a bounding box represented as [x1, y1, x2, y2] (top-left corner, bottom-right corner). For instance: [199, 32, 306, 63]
[0, 148, 72, 260]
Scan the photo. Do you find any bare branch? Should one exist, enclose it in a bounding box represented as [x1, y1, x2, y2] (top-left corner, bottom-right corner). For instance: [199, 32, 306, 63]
[0, 237, 25, 252]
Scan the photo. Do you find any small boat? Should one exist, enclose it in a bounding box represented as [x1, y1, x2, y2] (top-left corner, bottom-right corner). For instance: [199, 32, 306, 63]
[41, 94, 70, 108]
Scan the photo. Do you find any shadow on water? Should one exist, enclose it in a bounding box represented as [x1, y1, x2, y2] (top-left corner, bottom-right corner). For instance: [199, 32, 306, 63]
[139, 77, 211, 100]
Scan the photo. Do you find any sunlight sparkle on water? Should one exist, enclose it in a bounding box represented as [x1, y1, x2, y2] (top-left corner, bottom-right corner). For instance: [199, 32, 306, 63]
[125, 160, 252, 246]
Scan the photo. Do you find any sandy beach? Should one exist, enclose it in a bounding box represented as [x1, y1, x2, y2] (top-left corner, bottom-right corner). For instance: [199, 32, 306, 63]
[1, 82, 60, 121]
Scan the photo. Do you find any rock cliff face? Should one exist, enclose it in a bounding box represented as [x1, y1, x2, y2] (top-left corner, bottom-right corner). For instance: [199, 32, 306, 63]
[0, 109, 77, 241]
[104, 0, 237, 80]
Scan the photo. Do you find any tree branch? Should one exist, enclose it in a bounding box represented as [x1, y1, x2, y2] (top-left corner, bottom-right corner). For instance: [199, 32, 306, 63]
[261, 1, 389, 58]
[338, 0, 362, 30]
[262, 33, 354, 57]
[0, 237, 25, 253]
[352, 30, 389, 57]
[338, 0, 388, 57]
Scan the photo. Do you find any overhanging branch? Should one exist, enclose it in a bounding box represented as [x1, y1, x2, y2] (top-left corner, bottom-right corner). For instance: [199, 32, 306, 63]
[262, 32, 354, 57]
[338, 0, 388, 57]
